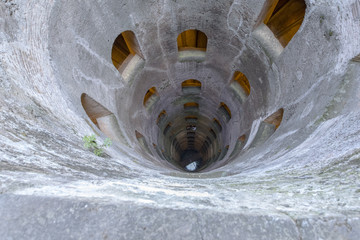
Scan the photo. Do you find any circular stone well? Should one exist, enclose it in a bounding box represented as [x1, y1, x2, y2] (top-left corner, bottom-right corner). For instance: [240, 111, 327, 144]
[0, 0, 360, 239]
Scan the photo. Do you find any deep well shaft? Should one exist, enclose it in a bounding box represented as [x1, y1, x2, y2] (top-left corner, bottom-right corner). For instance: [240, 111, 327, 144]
[1, 0, 360, 239]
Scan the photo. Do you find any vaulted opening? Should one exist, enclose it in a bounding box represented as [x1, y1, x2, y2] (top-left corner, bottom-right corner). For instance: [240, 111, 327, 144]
[81, 93, 112, 128]
[182, 79, 202, 94]
[230, 71, 251, 103]
[262, 0, 306, 47]
[177, 29, 207, 51]
[219, 102, 232, 122]
[111, 31, 144, 82]
[143, 87, 159, 109]
[177, 29, 207, 61]
[81, 93, 126, 144]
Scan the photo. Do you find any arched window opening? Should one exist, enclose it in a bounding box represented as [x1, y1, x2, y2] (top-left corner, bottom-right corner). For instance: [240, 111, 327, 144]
[177, 29, 207, 62]
[262, 0, 306, 47]
[135, 130, 144, 140]
[143, 87, 159, 109]
[264, 108, 284, 129]
[177, 29, 207, 51]
[213, 118, 222, 132]
[163, 122, 172, 135]
[111, 31, 144, 83]
[230, 71, 251, 103]
[81, 93, 112, 128]
[81, 93, 129, 145]
[209, 128, 217, 139]
[157, 110, 167, 126]
[181, 79, 202, 94]
[184, 102, 199, 111]
[219, 102, 232, 122]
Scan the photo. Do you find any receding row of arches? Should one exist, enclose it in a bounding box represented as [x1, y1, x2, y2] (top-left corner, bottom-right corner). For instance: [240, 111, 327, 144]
[111, 29, 208, 81]
[111, 0, 307, 79]
[82, 0, 305, 171]
[80, 92, 284, 171]
[142, 72, 250, 109]
[138, 70, 250, 171]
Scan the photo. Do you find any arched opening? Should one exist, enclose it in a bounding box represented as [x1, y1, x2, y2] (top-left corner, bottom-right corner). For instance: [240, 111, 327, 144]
[143, 87, 159, 109]
[111, 31, 144, 83]
[81, 93, 127, 144]
[157, 110, 167, 126]
[213, 118, 222, 132]
[177, 29, 207, 61]
[181, 79, 202, 94]
[163, 122, 172, 135]
[264, 108, 284, 129]
[81, 93, 112, 128]
[230, 71, 251, 103]
[219, 102, 232, 122]
[184, 102, 199, 111]
[262, 0, 306, 47]
[177, 29, 207, 51]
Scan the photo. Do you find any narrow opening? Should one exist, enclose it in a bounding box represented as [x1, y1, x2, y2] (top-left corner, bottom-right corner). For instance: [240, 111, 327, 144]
[213, 118, 222, 132]
[234, 71, 250, 95]
[182, 79, 202, 94]
[184, 102, 199, 111]
[81, 93, 112, 128]
[219, 102, 232, 122]
[157, 110, 167, 126]
[112, 31, 144, 70]
[264, 108, 284, 129]
[81, 93, 130, 145]
[262, 0, 306, 47]
[135, 130, 144, 139]
[177, 29, 207, 51]
[143, 87, 159, 107]
[230, 71, 251, 104]
[163, 122, 172, 135]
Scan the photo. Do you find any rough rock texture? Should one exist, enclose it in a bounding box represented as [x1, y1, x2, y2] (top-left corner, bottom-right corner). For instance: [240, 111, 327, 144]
[0, 0, 360, 239]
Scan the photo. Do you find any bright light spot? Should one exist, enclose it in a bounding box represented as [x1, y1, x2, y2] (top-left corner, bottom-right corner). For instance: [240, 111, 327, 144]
[185, 162, 197, 171]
